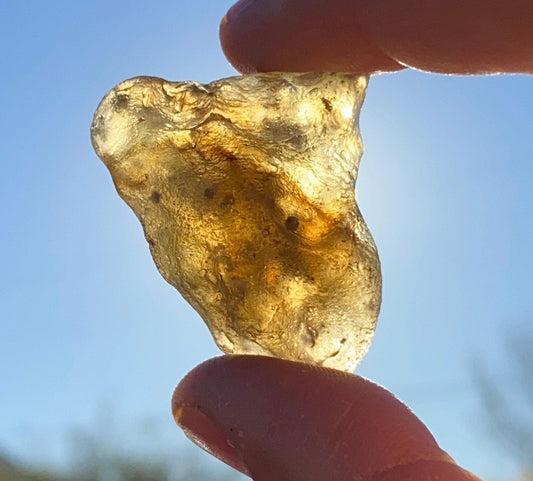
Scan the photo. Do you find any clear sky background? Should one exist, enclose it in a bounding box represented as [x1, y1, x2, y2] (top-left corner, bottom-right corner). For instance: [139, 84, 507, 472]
[1, 2, 532, 480]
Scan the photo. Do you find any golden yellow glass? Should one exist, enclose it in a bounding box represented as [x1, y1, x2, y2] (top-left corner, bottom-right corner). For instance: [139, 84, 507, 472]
[91, 72, 381, 372]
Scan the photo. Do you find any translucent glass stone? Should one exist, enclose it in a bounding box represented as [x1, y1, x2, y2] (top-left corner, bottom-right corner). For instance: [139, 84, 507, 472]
[91, 72, 381, 372]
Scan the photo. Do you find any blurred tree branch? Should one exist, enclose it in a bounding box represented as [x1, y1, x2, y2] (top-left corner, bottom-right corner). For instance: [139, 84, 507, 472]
[472, 328, 533, 476]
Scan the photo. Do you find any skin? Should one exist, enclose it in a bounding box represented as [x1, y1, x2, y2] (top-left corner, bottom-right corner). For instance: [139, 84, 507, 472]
[173, 1, 533, 479]
[173, 356, 482, 480]
[219, 0, 533, 74]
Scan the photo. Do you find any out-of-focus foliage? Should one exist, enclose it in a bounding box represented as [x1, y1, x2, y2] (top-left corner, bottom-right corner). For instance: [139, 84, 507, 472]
[473, 328, 533, 478]
[0, 453, 61, 481]
[1, 444, 241, 481]
[0, 449, 241, 481]
[1, 407, 243, 481]
[62, 410, 242, 481]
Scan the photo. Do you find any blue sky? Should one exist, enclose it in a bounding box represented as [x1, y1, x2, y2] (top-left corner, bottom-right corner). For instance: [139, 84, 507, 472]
[1, 2, 532, 480]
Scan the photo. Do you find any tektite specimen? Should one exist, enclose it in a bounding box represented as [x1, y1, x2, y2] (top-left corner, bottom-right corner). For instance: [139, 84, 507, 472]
[91, 72, 381, 372]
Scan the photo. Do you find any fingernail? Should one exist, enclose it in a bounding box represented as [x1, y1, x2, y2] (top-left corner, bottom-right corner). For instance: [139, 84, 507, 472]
[225, 0, 257, 24]
[173, 403, 250, 476]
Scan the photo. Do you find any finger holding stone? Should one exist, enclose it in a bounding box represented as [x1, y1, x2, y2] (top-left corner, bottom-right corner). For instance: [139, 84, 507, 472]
[220, 0, 533, 74]
[173, 356, 482, 481]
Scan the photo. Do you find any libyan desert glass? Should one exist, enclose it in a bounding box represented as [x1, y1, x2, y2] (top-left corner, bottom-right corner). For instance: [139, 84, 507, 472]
[91, 72, 381, 372]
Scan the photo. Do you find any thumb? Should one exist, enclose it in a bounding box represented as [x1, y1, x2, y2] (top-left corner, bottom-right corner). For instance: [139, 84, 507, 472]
[172, 355, 482, 481]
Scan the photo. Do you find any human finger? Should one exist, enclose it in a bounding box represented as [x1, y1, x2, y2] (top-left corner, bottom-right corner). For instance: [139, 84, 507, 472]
[173, 355, 482, 480]
[220, 0, 533, 74]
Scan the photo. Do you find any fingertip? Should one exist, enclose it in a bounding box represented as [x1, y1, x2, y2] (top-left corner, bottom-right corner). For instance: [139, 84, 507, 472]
[219, 0, 404, 73]
[219, 10, 258, 74]
[221, 0, 533, 75]
[173, 356, 475, 480]
[172, 357, 251, 475]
